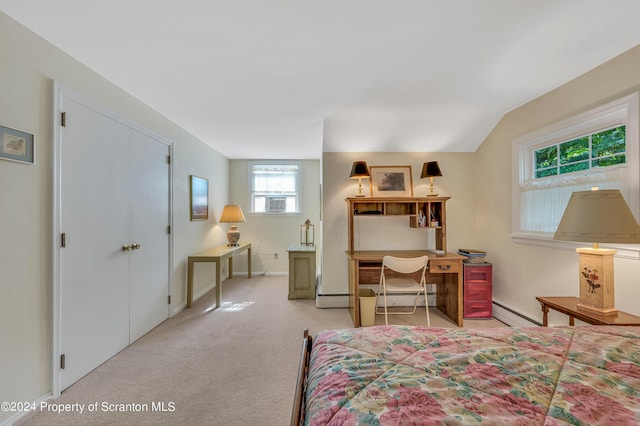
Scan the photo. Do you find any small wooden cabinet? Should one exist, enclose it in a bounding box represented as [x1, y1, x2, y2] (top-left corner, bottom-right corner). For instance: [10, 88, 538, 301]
[287, 245, 316, 299]
[463, 263, 492, 319]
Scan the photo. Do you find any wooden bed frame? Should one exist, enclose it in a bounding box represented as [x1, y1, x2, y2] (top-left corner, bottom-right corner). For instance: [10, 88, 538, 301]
[290, 328, 312, 426]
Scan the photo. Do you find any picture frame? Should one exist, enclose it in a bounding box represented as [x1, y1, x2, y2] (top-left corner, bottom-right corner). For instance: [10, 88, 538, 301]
[190, 175, 209, 221]
[370, 165, 413, 197]
[0, 125, 35, 164]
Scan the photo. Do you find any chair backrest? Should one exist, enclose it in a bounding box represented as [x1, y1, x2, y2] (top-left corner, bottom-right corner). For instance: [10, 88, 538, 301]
[382, 255, 428, 274]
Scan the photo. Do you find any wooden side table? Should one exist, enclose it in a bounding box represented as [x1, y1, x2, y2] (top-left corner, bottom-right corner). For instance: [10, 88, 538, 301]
[536, 296, 640, 326]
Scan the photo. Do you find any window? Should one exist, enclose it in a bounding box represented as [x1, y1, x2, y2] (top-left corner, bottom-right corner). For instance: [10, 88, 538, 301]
[250, 162, 300, 213]
[512, 93, 639, 257]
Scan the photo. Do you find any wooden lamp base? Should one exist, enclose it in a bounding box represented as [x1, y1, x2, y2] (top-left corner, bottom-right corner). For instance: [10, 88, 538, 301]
[575, 247, 617, 316]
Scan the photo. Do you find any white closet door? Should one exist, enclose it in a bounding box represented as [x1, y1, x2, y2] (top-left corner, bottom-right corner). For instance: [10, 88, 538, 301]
[60, 97, 131, 389]
[58, 92, 170, 391]
[129, 131, 170, 341]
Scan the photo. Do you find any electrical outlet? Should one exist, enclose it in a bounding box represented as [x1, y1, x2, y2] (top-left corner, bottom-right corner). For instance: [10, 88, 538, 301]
[274, 253, 278, 259]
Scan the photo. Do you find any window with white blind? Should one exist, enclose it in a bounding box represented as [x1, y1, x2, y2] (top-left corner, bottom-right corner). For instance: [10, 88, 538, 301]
[249, 161, 300, 214]
[512, 92, 640, 256]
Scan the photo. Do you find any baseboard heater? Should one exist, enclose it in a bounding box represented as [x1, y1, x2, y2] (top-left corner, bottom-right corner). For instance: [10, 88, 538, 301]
[316, 294, 541, 328]
[491, 301, 540, 327]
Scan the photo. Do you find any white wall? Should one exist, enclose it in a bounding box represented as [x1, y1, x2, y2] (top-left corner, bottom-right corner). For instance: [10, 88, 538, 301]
[0, 12, 229, 423]
[321, 152, 477, 296]
[475, 44, 640, 324]
[228, 160, 321, 274]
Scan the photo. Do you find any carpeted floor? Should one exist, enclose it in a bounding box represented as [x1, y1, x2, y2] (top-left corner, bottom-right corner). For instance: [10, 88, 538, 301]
[15, 274, 505, 426]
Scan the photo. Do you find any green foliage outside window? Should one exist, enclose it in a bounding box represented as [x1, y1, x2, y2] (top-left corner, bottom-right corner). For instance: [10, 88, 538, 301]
[534, 125, 626, 178]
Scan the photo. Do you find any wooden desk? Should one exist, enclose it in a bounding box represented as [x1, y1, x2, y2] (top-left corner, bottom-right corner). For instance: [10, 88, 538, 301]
[186, 242, 251, 308]
[536, 296, 640, 326]
[346, 250, 465, 327]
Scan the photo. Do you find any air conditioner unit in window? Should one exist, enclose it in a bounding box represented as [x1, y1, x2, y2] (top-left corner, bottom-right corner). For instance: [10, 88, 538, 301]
[267, 196, 286, 212]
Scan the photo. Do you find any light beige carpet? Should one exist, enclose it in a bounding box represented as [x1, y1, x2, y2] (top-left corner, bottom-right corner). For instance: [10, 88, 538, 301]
[16, 274, 505, 426]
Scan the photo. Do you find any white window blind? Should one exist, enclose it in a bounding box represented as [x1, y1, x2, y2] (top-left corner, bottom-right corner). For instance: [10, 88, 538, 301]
[512, 92, 640, 257]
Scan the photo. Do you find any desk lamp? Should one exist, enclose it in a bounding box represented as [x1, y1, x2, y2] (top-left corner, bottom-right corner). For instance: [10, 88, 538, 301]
[349, 161, 370, 197]
[553, 188, 640, 315]
[420, 161, 442, 197]
[219, 204, 246, 246]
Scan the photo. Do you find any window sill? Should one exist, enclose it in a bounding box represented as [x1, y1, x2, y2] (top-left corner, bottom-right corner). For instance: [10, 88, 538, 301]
[511, 233, 640, 259]
[249, 212, 303, 216]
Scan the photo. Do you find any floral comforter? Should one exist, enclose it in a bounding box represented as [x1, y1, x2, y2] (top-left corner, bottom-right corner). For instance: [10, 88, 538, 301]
[304, 325, 640, 425]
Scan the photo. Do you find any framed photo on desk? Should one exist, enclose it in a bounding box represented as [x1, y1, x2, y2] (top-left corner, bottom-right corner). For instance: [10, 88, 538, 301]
[369, 165, 413, 197]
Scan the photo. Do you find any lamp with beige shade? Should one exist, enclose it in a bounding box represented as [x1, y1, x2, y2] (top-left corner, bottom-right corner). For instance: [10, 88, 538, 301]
[553, 188, 640, 315]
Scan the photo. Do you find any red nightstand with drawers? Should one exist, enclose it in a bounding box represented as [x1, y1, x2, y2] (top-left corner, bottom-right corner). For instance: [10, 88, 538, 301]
[463, 263, 492, 319]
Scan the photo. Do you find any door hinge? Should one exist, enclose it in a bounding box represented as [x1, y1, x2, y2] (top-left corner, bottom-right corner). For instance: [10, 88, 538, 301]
[167, 295, 171, 304]
[167, 225, 171, 234]
[167, 155, 171, 164]
[61, 112, 67, 127]
[61, 233, 66, 248]
[60, 354, 66, 370]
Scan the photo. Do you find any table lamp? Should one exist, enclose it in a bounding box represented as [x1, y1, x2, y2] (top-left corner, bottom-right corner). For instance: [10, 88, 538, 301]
[349, 161, 370, 197]
[553, 188, 640, 315]
[219, 204, 246, 246]
[420, 161, 442, 197]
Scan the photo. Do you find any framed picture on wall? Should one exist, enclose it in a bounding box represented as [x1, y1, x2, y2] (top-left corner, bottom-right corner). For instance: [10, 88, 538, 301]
[190, 175, 209, 220]
[370, 165, 413, 197]
[0, 125, 35, 164]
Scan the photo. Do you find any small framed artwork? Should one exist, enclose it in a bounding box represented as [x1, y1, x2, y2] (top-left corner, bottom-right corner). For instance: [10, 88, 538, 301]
[190, 175, 209, 221]
[0, 125, 35, 164]
[370, 165, 413, 197]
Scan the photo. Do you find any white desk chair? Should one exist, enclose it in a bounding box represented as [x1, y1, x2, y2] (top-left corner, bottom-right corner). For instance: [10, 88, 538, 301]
[375, 255, 430, 326]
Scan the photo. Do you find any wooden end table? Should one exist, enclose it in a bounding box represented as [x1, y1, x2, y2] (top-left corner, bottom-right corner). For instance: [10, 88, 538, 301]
[536, 296, 640, 326]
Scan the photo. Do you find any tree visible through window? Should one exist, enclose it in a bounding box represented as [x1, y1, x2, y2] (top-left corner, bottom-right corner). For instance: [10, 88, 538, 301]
[534, 126, 626, 178]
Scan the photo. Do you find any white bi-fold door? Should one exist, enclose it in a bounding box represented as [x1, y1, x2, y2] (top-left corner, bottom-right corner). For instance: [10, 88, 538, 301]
[56, 87, 171, 391]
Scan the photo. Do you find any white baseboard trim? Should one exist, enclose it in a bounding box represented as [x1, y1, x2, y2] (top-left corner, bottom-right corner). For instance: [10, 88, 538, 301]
[492, 300, 540, 327]
[2, 392, 52, 426]
[315, 294, 349, 308]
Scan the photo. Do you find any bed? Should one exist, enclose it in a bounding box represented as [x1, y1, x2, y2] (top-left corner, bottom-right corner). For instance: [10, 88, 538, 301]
[291, 325, 640, 425]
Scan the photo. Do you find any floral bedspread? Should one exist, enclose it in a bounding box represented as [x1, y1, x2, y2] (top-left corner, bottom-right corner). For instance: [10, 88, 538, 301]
[304, 325, 640, 425]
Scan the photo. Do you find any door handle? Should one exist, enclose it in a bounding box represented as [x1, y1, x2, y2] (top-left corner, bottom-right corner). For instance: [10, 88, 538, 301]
[122, 243, 141, 251]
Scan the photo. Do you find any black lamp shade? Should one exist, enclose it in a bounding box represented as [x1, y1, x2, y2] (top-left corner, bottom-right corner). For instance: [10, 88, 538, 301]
[350, 161, 370, 178]
[421, 161, 442, 178]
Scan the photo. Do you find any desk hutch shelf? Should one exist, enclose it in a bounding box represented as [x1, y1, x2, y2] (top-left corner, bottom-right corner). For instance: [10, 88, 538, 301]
[347, 196, 450, 252]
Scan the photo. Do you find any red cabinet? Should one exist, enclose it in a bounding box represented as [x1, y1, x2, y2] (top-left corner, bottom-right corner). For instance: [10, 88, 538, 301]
[463, 263, 492, 319]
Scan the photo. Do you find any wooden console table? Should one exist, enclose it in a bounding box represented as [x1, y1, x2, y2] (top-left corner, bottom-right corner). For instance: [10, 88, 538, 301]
[186, 242, 251, 308]
[536, 296, 640, 326]
[346, 250, 465, 327]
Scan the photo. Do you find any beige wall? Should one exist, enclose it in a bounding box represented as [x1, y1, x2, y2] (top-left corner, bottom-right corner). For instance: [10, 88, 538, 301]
[475, 44, 640, 323]
[321, 152, 477, 295]
[228, 159, 321, 274]
[0, 12, 230, 422]
[4, 6, 640, 423]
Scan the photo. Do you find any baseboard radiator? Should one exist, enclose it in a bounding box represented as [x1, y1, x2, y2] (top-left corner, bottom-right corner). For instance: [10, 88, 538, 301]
[315, 293, 540, 327]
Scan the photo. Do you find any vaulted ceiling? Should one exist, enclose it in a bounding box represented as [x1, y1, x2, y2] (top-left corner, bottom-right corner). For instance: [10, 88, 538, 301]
[3, 1, 640, 159]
